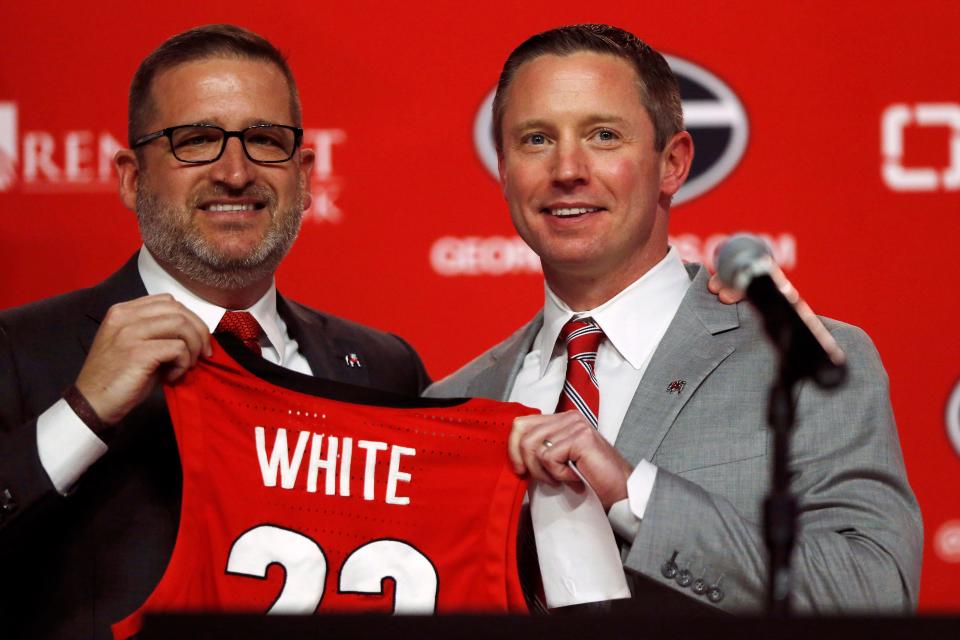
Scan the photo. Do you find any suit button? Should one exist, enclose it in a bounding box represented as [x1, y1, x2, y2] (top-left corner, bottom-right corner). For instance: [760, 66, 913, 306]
[0, 488, 17, 518]
[708, 587, 725, 603]
[660, 551, 679, 579]
[676, 568, 693, 588]
[692, 578, 707, 595]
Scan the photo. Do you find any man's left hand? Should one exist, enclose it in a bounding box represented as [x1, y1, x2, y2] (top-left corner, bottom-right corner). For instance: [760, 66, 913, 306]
[509, 412, 632, 510]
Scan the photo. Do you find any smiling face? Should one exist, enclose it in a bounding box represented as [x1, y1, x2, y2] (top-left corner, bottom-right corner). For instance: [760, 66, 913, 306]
[117, 56, 314, 295]
[498, 51, 691, 308]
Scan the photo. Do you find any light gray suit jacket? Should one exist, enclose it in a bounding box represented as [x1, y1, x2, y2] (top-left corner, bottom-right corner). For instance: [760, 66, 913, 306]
[425, 264, 922, 613]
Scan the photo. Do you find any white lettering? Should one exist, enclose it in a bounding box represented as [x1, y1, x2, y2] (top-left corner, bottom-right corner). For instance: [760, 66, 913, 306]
[385, 446, 415, 506]
[0, 116, 124, 191]
[306, 182, 342, 223]
[431, 234, 796, 277]
[255, 426, 310, 489]
[339, 437, 353, 497]
[22, 132, 60, 181]
[430, 236, 541, 276]
[0, 102, 17, 191]
[256, 427, 414, 505]
[64, 131, 94, 182]
[98, 132, 124, 182]
[302, 129, 346, 223]
[306, 434, 338, 495]
[303, 129, 346, 180]
[670, 232, 797, 272]
[357, 440, 388, 501]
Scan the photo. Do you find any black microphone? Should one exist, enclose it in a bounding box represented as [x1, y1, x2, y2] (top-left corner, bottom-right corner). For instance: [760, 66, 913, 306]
[716, 234, 847, 388]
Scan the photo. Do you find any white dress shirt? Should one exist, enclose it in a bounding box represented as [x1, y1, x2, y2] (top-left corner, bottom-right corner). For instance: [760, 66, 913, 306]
[36, 247, 312, 494]
[509, 246, 690, 538]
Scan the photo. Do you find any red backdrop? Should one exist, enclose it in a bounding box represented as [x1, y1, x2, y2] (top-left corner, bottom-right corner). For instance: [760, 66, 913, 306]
[2, 0, 958, 610]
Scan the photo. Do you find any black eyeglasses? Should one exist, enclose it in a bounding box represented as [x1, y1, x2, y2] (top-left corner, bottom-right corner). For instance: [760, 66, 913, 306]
[132, 124, 304, 163]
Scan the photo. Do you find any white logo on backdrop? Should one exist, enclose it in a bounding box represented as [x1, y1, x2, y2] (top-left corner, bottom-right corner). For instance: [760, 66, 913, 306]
[430, 236, 541, 276]
[472, 55, 750, 206]
[302, 128, 346, 223]
[0, 101, 122, 193]
[0, 102, 17, 191]
[671, 232, 796, 271]
[947, 378, 960, 457]
[882, 103, 960, 192]
[0, 106, 346, 222]
[429, 232, 796, 277]
[935, 520, 960, 563]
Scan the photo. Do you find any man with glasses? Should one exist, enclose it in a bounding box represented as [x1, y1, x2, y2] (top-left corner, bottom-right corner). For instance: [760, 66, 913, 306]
[0, 25, 428, 639]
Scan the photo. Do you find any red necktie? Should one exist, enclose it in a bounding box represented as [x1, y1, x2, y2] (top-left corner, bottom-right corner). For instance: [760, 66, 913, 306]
[555, 317, 604, 428]
[516, 317, 606, 613]
[215, 311, 263, 355]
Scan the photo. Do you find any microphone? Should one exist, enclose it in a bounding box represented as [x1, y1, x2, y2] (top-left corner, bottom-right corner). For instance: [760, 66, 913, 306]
[716, 234, 847, 388]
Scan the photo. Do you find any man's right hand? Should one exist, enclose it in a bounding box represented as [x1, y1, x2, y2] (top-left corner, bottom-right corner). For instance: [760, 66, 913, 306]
[509, 411, 633, 511]
[74, 294, 211, 425]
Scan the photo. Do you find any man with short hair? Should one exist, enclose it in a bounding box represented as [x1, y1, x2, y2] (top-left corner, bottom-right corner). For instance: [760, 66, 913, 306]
[0, 25, 428, 639]
[427, 24, 922, 612]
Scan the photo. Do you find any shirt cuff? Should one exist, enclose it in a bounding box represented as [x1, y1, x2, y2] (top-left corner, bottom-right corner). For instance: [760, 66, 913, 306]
[607, 499, 640, 540]
[37, 399, 109, 495]
[606, 460, 658, 540]
[628, 459, 658, 519]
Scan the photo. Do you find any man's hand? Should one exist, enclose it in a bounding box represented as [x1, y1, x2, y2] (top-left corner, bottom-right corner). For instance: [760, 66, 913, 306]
[707, 271, 744, 304]
[709, 261, 800, 305]
[75, 294, 212, 425]
[509, 412, 632, 510]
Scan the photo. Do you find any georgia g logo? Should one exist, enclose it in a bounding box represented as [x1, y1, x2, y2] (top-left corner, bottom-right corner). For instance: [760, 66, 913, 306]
[472, 54, 749, 206]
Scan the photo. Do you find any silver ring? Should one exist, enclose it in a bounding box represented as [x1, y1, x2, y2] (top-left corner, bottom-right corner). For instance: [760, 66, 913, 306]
[542, 439, 554, 448]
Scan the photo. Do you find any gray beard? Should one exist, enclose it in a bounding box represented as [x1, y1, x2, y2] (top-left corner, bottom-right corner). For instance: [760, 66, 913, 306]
[136, 185, 303, 291]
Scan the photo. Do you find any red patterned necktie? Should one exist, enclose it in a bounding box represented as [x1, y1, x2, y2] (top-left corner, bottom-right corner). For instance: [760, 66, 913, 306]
[215, 311, 263, 355]
[555, 317, 604, 428]
[516, 316, 606, 613]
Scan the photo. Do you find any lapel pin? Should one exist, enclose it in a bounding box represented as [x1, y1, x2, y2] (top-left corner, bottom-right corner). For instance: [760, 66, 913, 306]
[344, 353, 363, 368]
[666, 379, 686, 394]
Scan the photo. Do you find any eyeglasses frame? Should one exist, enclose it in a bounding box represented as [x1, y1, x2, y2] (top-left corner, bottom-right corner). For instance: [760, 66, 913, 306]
[131, 123, 304, 164]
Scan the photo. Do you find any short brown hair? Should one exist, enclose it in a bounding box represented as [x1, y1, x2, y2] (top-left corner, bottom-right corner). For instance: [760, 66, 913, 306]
[128, 24, 301, 146]
[492, 24, 683, 154]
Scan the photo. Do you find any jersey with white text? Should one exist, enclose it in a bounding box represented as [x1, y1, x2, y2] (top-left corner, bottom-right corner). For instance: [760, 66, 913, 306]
[113, 335, 534, 638]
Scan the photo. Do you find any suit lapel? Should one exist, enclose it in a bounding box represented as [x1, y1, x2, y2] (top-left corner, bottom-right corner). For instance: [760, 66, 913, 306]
[80, 253, 149, 355]
[468, 313, 543, 401]
[276, 294, 332, 377]
[614, 265, 741, 465]
[276, 295, 377, 387]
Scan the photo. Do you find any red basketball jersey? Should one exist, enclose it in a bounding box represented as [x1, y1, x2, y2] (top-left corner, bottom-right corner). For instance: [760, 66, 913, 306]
[113, 336, 534, 638]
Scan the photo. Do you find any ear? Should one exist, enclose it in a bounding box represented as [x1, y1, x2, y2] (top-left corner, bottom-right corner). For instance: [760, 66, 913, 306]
[659, 131, 694, 198]
[115, 149, 141, 212]
[297, 147, 316, 211]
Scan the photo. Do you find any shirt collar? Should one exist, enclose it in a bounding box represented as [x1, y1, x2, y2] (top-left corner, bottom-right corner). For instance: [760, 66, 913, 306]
[536, 246, 691, 376]
[136, 246, 288, 362]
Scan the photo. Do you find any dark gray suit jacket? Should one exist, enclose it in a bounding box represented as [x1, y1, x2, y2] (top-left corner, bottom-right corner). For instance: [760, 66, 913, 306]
[426, 264, 922, 613]
[0, 254, 429, 639]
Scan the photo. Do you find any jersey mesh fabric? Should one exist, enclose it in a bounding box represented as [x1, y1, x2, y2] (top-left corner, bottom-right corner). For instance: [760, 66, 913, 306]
[113, 338, 533, 638]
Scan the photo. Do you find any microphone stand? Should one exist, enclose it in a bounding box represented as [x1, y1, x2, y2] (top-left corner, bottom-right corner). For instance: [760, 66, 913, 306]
[746, 275, 846, 617]
[764, 376, 798, 618]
